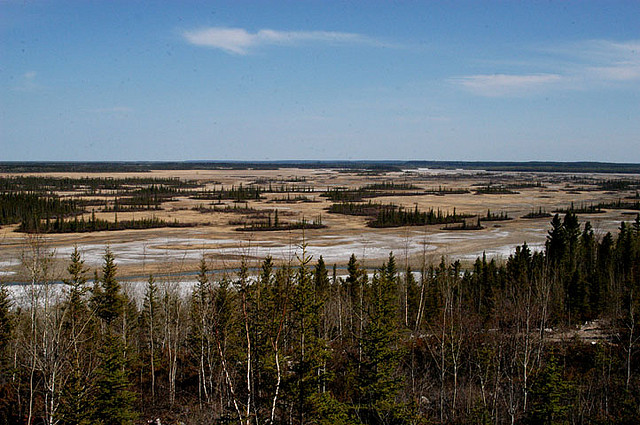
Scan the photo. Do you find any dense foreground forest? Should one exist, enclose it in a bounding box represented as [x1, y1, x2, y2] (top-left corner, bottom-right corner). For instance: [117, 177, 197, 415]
[1, 213, 639, 424]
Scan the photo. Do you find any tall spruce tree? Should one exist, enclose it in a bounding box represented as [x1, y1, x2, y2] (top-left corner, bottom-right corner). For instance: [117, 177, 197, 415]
[93, 247, 124, 326]
[91, 249, 137, 425]
[94, 333, 138, 425]
[0, 284, 14, 424]
[358, 255, 408, 424]
[140, 274, 160, 402]
[546, 214, 566, 266]
[291, 244, 328, 423]
[59, 247, 94, 425]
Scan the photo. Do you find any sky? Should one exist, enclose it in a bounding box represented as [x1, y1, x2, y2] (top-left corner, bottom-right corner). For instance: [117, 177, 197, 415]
[1, 1, 639, 162]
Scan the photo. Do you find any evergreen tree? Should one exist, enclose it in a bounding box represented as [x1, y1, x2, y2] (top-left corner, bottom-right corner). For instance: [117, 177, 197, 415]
[358, 257, 408, 424]
[314, 255, 330, 296]
[345, 253, 360, 305]
[526, 353, 573, 425]
[563, 211, 581, 264]
[597, 232, 615, 315]
[0, 284, 11, 364]
[189, 256, 211, 406]
[93, 247, 124, 326]
[140, 274, 160, 402]
[291, 244, 328, 423]
[0, 284, 14, 424]
[90, 249, 137, 424]
[59, 247, 94, 425]
[546, 214, 566, 266]
[63, 246, 90, 318]
[93, 333, 137, 425]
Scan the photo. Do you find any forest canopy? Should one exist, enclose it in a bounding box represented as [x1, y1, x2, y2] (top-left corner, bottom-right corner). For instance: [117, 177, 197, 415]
[0, 213, 639, 424]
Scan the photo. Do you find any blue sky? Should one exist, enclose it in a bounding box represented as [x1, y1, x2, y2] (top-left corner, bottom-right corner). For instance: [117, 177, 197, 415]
[1, 1, 639, 162]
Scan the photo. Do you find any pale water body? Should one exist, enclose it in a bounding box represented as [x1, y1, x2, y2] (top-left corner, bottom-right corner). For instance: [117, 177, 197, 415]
[50, 228, 516, 268]
[6, 279, 198, 308]
[0, 260, 19, 276]
[410, 168, 487, 175]
[459, 242, 546, 261]
[3, 231, 545, 308]
[2, 228, 539, 277]
[51, 234, 439, 268]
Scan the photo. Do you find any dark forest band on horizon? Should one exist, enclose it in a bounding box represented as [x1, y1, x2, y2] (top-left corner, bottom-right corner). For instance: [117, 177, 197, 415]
[2, 161, 640, 174]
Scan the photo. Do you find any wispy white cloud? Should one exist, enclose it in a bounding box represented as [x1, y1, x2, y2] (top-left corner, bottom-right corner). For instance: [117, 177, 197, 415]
[454, 39, 640, 96]
[589, 64, 640, 81]
[91, 106, 133, 114]
[580, 40, 640, 82]
[12, 71, 40, 92]
[451, 73, 562, 97]
[183, 27, 386, 54]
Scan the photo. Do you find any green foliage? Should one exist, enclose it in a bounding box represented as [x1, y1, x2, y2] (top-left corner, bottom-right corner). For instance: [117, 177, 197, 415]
[0, 192, 80, 228]
[357, 254, 407, 424]
[235, 214, 325, 231]
[479, 209, 511, 221]
[0, 285, 11, 357]
[21, 212, 193, 233]
[289, 244, 330, 422]
[93, 248, 124, 325]
[526, 353, 573, 425]
[0, 285, 13, 425]
[59, 370, 94, 425]
[329, 201, 471, 228]
[93, 333, 137, 425]
[322, 183, 423, 202]
[191, 183, 263, 201]
[311, 392, 359, 425]
[3, 211, 640, 424]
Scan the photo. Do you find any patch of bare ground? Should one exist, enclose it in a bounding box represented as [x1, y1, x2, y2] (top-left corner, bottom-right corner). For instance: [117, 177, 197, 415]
[547, 319, 612, 344]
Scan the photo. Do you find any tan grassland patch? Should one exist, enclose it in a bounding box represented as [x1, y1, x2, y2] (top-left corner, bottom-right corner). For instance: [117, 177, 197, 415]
[1, 168, 637, 281]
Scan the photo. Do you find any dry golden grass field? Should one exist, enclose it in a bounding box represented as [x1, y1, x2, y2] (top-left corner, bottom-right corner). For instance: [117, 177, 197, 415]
[1, 167, 638, 283]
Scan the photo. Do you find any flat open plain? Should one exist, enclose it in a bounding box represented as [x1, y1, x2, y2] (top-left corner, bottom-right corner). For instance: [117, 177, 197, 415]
[1, 167, 638, 283]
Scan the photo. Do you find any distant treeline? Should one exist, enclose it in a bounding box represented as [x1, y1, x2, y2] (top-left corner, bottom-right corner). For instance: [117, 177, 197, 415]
[192, 203, 258, 214]
[0, 192, 81, 227]
[522, 208, 552, 219]
[235, 214, 325, 232]
[553, 202, 605, 214]
[441, 219, 483, 230]
[269, 194, 317, 203]
[360, 181, 420, 191]
[190, 184, 263, 202]
[322, 182, 424, 202]
[257, 183, 315, 193]
[424, 186, 470, 195]
[3, 160, 640, 173]
[595, 179, 640, 191]
[595, 199, 640, 211]
[252, 176, 307, 184]
[473, 185, 519, 195]
[0, 191, 193, 233]
[0, 176, 197, 194]
[371, 204, 470, 228]
[19, 212, 195, 233]
[505, 181, 545, 189]
[328, 201, 472, 228]
[101, 186, 182, 211]
[479, 209, 511, 221]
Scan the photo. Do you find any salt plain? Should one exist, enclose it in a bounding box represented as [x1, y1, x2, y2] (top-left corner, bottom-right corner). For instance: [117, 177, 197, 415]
[1, 166, 636, 285]
[1, 226, 548, 280]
